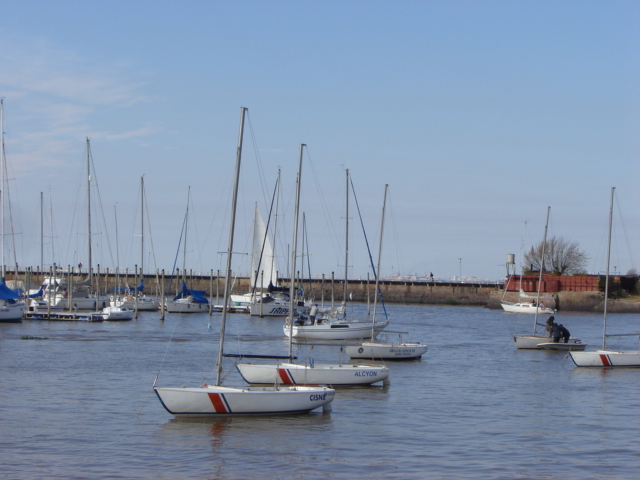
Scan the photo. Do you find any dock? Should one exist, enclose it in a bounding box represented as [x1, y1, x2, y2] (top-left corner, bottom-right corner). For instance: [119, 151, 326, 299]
[25, 311, 104, 322]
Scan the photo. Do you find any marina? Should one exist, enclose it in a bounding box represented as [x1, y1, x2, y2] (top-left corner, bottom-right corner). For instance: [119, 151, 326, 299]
[2, 304, 640, 478]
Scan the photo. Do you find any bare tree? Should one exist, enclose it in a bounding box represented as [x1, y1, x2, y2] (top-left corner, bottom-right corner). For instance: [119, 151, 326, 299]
[524, 236, 589, 275]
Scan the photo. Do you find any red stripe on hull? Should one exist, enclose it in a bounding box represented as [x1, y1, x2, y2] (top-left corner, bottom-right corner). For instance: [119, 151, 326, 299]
[599, 354, 611, 366]
[207, 393, 229, 412]
[278, 368, 294, 384]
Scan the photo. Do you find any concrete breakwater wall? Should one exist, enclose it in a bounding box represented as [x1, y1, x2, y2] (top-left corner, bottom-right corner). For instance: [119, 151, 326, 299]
[14, 270, 640, 313]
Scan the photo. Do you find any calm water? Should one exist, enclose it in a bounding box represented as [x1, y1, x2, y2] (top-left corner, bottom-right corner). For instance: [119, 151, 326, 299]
[1, 304, 639, 479]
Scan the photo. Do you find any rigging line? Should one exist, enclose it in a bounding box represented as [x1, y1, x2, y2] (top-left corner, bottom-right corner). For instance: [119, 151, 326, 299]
[251, 175, 279, 294]
[2, 141, 20, 268]
[2, 161, 18, 268]
[386, 188, 404, 276]
[142, 184, 159, 275]
[303, 213, 313, 294]
[348, 176, 388, 320]
[304, 147, 342, 266]
[88, 145, 115, 270]
[245, 111, 270, 209]
[124, 180, 142, 270]
[614, 191, 637, 272]
[167, 197, 189, 295]
[65, 148, 87, 269]
[187, 191, 205, 269]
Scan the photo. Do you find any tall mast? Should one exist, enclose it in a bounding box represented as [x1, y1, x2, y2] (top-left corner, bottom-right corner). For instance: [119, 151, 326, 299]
[532, 206, 550, 335]
[183, 187, 190, 283]
[215, 107, 247, 386]
[343, 168, 349, 318]
[140, 176, 145, 278]
[86, 138, 92, 286]
[49, 189, 55, 267]
[0, 99, 5, 280]
[371, 184, 389, 338]
[271, 168, 280, 285]
[287, 144, 305, 359]
[602, 187, 614, 349]
[40, 192, 44, 275]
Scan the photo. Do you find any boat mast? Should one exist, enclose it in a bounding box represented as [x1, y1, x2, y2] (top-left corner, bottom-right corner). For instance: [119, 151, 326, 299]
[602, 187, 614, 350]
[183, 187, 190, 284]
[86, 138, 93, 287]
[532, 206, 550, 335]
[287, 144, 305, 360]
[40, 192, 44, 275]
[271, 169, 280, 287]
[371, 184, 389, 339]
[215, 107, 247, 386]
[343, 168, 349, 318]
[141, 176, 145, 279]
[0, 99, 5, 281]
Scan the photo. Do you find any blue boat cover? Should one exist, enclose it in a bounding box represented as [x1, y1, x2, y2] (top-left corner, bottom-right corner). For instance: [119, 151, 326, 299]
[0, 277, 21, 300]
[173, 281, 209, 304]
[111, 279, 145, 293]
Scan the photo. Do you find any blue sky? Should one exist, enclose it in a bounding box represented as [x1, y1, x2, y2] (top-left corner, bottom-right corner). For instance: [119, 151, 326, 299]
[1, 1, 638, 281]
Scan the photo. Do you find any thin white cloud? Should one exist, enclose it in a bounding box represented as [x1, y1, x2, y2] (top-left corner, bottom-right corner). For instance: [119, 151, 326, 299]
[0, 33, 154, 175]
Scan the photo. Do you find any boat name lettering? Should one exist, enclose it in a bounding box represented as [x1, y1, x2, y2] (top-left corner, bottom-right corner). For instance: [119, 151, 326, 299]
[270, 308, 289, 315]
[354, 371, 378, 377]
[310, 393, 327, 401]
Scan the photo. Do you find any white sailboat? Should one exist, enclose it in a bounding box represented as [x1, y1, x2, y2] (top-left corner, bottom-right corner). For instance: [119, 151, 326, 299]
[501, 297, 555, 315]
[283, 169, 388, 341]
[111, 177, 159, 312]
[346, 184, 428, 361]
[570, 188, 640, 367]
[154, 108, 335, 415]
[41, 139, 110, 311]
[164, 188, 209, 314]
[0, 99, 25, 322]
[237, 145, 389, 386]
[246, 196, 296, 317]
[513, 206, 585, 350]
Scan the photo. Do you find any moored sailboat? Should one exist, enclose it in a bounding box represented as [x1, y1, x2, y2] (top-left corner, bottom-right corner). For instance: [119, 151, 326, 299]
[570, 188, 640, 367]
[0, 99, 25, 322]
[283, 169, 388, 341]
[154, 108, 334, 415]
[111, 177, 159, 312]
[346, 184, 428, 361]
[164, 188, 209, 314]
[513, 207, 585, 351]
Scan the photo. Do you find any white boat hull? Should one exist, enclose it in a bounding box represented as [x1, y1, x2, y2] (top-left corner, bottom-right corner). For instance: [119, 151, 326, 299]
[284, 320, 388, 341]
[236, 362, 389, 386]
[569, 350, 640, 367]
[154, 385, 335, 415]
[501, 302, 554, 314]
[0, 301, 25, 322]
[536, 342, 587, 351]
[28, 299, 65, 313]
[52, 295, 111, 311]
[249, 302, 291, 317]
[345, 342, 428, 360]
[164, 299, 209, 313]
[111, 296, 159, 311]
[101, 306, 134, 321]
[514, 335, 585, 350]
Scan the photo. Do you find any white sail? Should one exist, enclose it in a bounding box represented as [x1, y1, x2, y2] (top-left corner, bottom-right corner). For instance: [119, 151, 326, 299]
[250, 205, 278, 290]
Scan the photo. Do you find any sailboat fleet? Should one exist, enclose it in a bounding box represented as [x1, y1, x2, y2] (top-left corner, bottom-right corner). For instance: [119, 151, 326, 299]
[1, 101, 638, 418]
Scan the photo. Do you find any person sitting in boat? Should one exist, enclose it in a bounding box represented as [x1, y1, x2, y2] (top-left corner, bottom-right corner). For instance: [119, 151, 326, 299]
[545, 316, 555, 337]
[293, 313, 308, 326]
[558, 324, 570, 343]
[551, 322, 562, 343]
